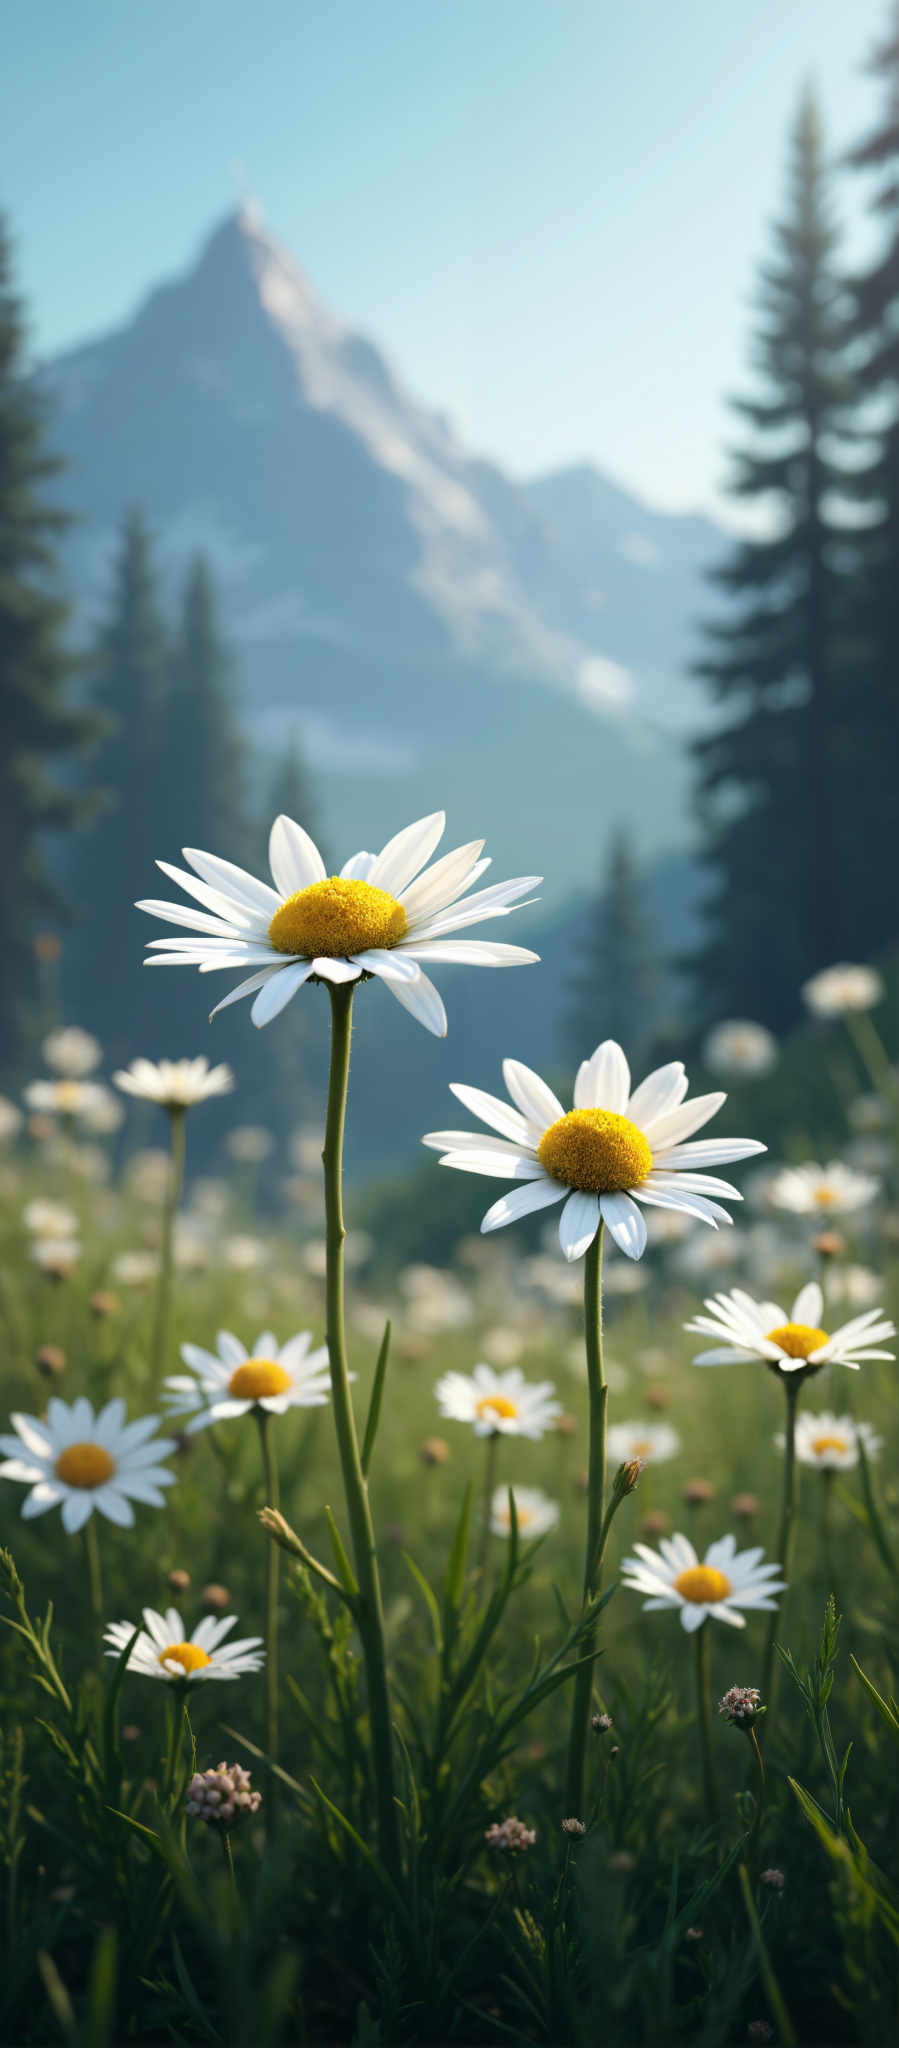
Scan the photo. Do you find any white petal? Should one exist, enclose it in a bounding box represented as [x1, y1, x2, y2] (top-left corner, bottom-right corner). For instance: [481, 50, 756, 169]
[21, 1482, 65, 1519]
[678, 1603, 708, 1633]
[643, 1093, 727, 1148]
[250, 961, 314, 1026]
[651, 1138, 767, 1169]
[182, 847, 283, 918]
[574, 1041, 630, 1113]
[692, 1346, 756, 1365]
[155, 861, 263, 929]
[422, 1128, 537, 1161]
[502, 1060, 564, 1128]
[399, 939, 538, 967]
[96, 1488, 136, 1528]
[481, 1179, 566, 1233]
[61, 1492, 95, 1534]
[626, 1061, 688, 1127]
[643, 1170, 743, 1200]
[135, 898, 244, 938]
[438, 1150, 547, 1179]
[351, 948, 420, 982]
[634, 1185, 733, 1227]
[448, 1082, 535, 1145]
[311, 957, 363, 983]
[409, 875, 541, 939]
[367, 813, 445, 895]
[792, 1282, 823, 1326]
[385, 967, 447, 1037]
[599, 1191, 647, 1260]
[339, 851, 377, 881]
[558, 1190, 600, 1261]
[268, 815, 326, 895]
[398, 841, 487, 921]
[210, 967, 283, 1018]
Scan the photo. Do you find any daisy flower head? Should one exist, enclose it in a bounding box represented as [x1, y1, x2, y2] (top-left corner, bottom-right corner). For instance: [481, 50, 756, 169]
[702, 1021, 777, 1078]
[435, 1363, 562, 1439]
[24, 1078, 114, 1121]
[0, 1397, 176, 1533]
[104, 1607, 264, 1682]
[113, 1057, 235, 1108]
[490, 1485, 560, 1539]
[766, 1161, 879, 1217]
[780, 1411, 883, 1471]
[42, 1027, 102, 1077]
[621, 1532, 785, 1632]
[163, 1328, 334, 1432]
[607, 1421, 681, 1464]
[686, 1281, 896, 1378]
[422, 1041, 766, 1262]
[802, 963, 884, 1017]
[138, 810, 540, 1038]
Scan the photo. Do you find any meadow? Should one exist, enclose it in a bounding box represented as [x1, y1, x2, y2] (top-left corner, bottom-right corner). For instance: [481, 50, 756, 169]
[0, 906, 897, 2048]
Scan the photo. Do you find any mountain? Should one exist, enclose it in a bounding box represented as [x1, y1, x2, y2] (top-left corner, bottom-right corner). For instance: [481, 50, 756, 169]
[39, 206, 726, 901]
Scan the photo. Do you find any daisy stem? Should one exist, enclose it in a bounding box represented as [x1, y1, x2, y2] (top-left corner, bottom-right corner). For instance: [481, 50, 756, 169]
[476, 1432, 500, 1583]
[150, 1106, 186, 1386]
[746, 1724, 767, 1878]
[84, 1517, 103, 1635]
[760, 1377, 801, 1738]
[163, 1689, 188, 1805]
[322, 983, 401, 1888]
[845, 1010, 899, 1108]
[220, 1828, 236, 1890]
[255, 1409, 280, 1792]
[694, 1622, 719, 1828]
[564, 1222, 606, 1818]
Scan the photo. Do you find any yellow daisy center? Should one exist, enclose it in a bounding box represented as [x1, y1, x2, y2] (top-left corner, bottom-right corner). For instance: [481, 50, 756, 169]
[476, 1395, 518, 1422]
[766, 1322, 829, 1361]
[55, 1442, 115, 1488]
[158, 1642, 212, 1675]
[228, 1359, 291, 1400]
[810, 1433, 848, 1456]
[673, 1565, 732, 1605]
[268, 877, 407, 958]
[537, 1109, 653, 1194]
[57, 1081, 81, 1112]
[812, 1186, 837, 1207]
[631, 1439, 652, 1457]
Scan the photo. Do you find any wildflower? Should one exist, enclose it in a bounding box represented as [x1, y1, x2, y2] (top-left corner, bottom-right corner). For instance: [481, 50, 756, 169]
[138, 810, 540, 1036]
[703, 1021, 777, 1077]
[202, 1583, 230, 1610]
[0, 1097, 23, 1143]
[826, 1263, 884, 1309]
[485, 1817, 536, 1852]
[607, 1421, 680, 1464]
[186, 1762, 262, 1823]
[225, 1125, 275, 1163]
[163, 1328, 334, 1432]
[766, 1161, 878, 1216]
[592, 1711, 612, 1733]
[782, 1411, 882, 1471]
[718, 1685, 763, 1725]
[802, 963, 884, 1015]
[127, 1150, 172, 1202]
[167, 1568, 191, 1592]
[761, 1868, 785, 1890]
[423, 1041, 764, 1261]
[813, 1230, 845, 1261]
[104, 1608, 264, 1682]
[731, 1493, 759, 1520]
[621, 1533, 785, 1632]
[686, 1281, 896, 1376]
[30, 1237, 80, 1276]
[42, 1027, 102, 1076]
[24, 1078, 114, 1121]
[683, 1478, 716, 1505]
[419, 1437, 450, 1466]
[90, 1290, 120, 1319]
[0, 1397, 176, 1532]
[225, 1234, 268, 1271]
[489, 1486, 559, 1539]
[642, 1510, 672, 1537]
[22, 1199, 78, 1240]
[113, 1057, 235, 1107]
[561, 1817, 586, 1836]
[435, 1363, 562, 1439]
[35, 1345, 66, 1378]
[607, 1850, 636, 1874]
[111, 1250, 160, 1287]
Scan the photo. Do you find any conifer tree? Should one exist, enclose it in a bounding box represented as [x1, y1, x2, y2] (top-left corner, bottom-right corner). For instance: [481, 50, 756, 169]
[689, 91, 855, 1029]
[0, 214, 101, 1071]
[568, 830, 660, 1065]
[165, 555, 251, 866]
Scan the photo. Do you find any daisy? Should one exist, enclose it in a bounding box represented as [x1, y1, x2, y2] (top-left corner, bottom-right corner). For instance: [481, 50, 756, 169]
[29, 1236, 81, 1274]
[137, 810, 540, 1037]
[0, 1096, 23, 1144]
[42, 1027, 102, 1077]
[22, 1199, 78, 1240]
[702, 1021, 777, 1078]
[781, 1411, 883, 1471]
[104, 1607, 264, 1682]
[607, 1421, 681, 1463]
[489, 1485, 560, 1539]
[163, 1328, 335, 1431]
[685, 1281, 896, 1376]
[24, 1079, 115, 1120]
[766, 1161, 879, 1216]
[435, 1363, 562, 1439]
[0, 1397, 176, 1533]
[802, 964, 884, 1016]
[113, 1057, 235, 1108]
[422, 1041, 765, 1262]
[621, 1532, 785, 1632]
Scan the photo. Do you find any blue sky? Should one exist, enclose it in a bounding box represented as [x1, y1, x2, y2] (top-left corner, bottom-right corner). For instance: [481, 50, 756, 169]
[5, 0, 890, 519]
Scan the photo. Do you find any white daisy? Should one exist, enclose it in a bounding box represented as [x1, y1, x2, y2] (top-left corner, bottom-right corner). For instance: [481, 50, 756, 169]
[22, 1199, 78, 1240]
[137, 810, 540, 1038]
[42, 1027, 103, 1077]
[163, 1328, 335, 1432]
[489, 1485, 560, 1539]
[766, 1161, 879, 1216]
[685, 1281, 896, 1376]
[24, 1079, 115, 1120]
[781, 1411, 883, 1472]
[104, 1607, 264, 1682]
[111, 1249, 160, 1286]
[422, 1041, 765, 1263]
[802, 964, 884, 1016]
[0, 1397, 177, 1533]
[621, 1532, 785, 1632]
[29, 1236, 81, 1273]
[607, 1421, 681, 1464]
[435, 1364, 562, 1439]
[113, 1057, 235, 1107]
[702, 1021, 777, 1078]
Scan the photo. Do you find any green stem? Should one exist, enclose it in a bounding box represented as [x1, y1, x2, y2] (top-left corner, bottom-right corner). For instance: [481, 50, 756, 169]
[694, 1622, 718, 1827]
[564, 1223, 606, 1817]
[150, 1106, 186, 1385]
[322, 983, 401, 1886]
[738, 1862, 798, 2048]
[84, 1516, 103, 1636]
[476, 1431, 500, 1583]
[220, 1827, 236, 1889]
[760, 1376, 801, 1738]
[256, 1410, 280, 1788]
[163, 1689, 188, 1805]
[746, 1725, 767, 1878]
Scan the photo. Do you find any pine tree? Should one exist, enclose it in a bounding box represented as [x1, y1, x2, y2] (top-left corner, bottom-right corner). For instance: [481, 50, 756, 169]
[165, 555, 252, 865]
[0, 214, 101, 1071]
[264, 725, 322, 856]
[844, 10, 899, 957]
[568, 830, 660, 1064]
[688, 91, 856, 1029]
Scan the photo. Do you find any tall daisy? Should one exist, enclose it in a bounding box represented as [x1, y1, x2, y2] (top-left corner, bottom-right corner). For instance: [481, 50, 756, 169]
[104, 1608, 264, 1683]
[137, 810, 540, 1038]
[765, 1161, 879, 1217]
[782, 1412, 883, 1472]
[113, 1057, 235, 1107]
[0, 1396, 176, 1532]
[435, 1363, 563, 1575]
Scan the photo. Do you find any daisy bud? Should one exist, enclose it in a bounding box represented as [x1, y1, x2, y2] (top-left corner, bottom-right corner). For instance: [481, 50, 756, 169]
[646, 1383, 671, 1410]
[561, 1817, 586, 1837]
[812, 1231, 844, 1261]
[685, 1927, 703, 1942]
[167, 1568, 191, 1592]
[36, 1344, 66, 1378]
[554, 1412, 579, 1436]
[731, 1493, 759, 1520]
[484, 1817, 536, 1853]
[607, 1849, 635, 1874]
[612, 1458, 645, 1500]
[718, 1685, 764, 1728]
[641, 1510, 671, 1538]
[201, 1583, 230, 1611]
[609, 1744, 620, 1757]
[90, 1290, 120, 1319]
[760, 1868, 785, 1890]
[419, 1436, 450, 1466]
[683, 1478, 716, 1506]
[121, 1724, 140, 1742]
[592, 1711, 612, 1734]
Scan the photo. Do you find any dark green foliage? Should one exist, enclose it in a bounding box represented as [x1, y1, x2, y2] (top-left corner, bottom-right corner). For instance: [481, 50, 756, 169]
[164, 555, 253, 871]
[0, 216, 102, 1072]
[567, 830, 660, 1068]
